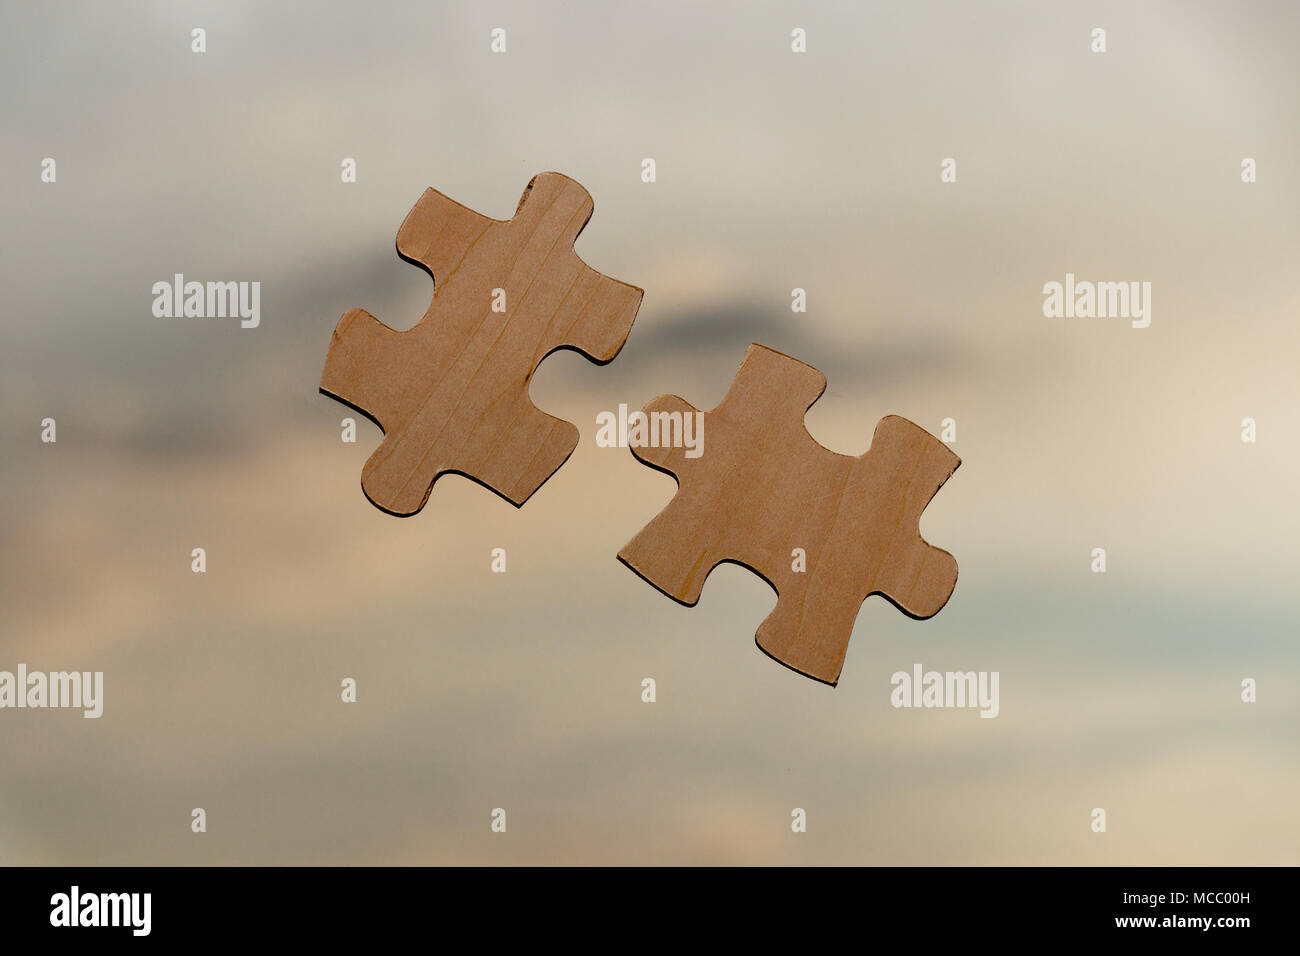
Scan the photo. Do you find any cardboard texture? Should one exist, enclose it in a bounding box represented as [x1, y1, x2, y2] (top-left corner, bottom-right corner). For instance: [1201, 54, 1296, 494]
[618, 344, 960, 686]
[321, 172, 644, 515]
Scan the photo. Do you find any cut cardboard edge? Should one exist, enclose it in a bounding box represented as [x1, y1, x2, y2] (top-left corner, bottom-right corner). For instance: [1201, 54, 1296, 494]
[318, 383, 580, 516]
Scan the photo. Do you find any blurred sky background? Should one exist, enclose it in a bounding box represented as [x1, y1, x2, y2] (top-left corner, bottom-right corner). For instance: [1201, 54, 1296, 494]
[1, 0, 1298, 864]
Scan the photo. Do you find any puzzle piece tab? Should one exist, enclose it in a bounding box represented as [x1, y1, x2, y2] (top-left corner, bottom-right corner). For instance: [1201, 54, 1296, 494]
[321, 173, 643, 515]
[618, 343, 960, 686]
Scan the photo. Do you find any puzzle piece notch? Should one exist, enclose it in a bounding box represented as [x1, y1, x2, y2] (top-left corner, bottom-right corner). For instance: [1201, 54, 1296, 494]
[321, 173, 643, 515]
[618, 343, 960, 686]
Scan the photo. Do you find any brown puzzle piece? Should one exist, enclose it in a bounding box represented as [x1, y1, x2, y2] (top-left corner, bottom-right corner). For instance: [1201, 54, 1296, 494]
[321, 172, 643, 515]
[618, 344, 960, 686]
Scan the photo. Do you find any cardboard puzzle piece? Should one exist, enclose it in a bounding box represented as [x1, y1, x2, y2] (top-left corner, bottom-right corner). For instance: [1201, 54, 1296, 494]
[618, 343, 960, 686]
[321, 172, 643, 515]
